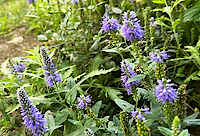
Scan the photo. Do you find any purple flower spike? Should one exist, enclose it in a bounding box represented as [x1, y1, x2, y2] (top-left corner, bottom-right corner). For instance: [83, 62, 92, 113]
[121, 11, 144, 41]
[17, 88, 46, 136]
[101, 14, 121, 33]
[130, 107, 151, 121]
[14, 63, 26, 72]
[77, 95, 92, 109]
[155, 78, 178, 104]
[121, 60, 139, 95]
[40, 46, 61, 87]
[150, 50, 169, 63]
[71, 0, 79, 4]
[137, 112, 145, 121]
[130, 110, 138, 118]
[27, 0, 37, 4]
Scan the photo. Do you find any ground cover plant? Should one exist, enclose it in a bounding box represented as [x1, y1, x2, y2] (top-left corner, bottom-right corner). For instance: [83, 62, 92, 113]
[1, 0, 200, 135]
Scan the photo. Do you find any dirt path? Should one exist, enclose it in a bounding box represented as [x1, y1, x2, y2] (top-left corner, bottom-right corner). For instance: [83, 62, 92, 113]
[0, 27, 40, 65]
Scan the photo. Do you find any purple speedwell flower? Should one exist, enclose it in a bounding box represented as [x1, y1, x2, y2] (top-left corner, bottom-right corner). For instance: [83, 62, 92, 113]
[101, 14, 121, 33]
[9, 60, 26, 81]
[155, 78, 178, 104]
[17, 87, 46, 136]
[27, 0, 37, 4]
[121, 11, 144, 41]
[150, 50, 169, 63]
[130, 107, 151, 121]
[121, 59, 139, 95]
[77, 94, 92, 109]
[14, 63, 26, 72]
[71, 0, 79, 4]
[40, 46, 61, 87]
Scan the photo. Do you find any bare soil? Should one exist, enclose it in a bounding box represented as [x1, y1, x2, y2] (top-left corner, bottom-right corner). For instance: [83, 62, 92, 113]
[0, 26, 40, 65]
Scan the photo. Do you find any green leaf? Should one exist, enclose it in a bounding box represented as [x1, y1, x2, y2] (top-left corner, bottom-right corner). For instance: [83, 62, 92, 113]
[29, 97, 53, 105]
[178, 129, 189, 136]
[172, 19, 180, 30]
[172, 0, 185, 10]
[183, 4, 200, 21]
[155, 20, 172, 30]
[112, 7, 122, 14]
[5, 104, 20, 114]
[55, 109, 70, 126]
[158, 126, 172, 136]
[127, 74, 146, 83]
[65, 89, 77, 105]
[163, 6, 172, 16]
[46, 126, 62, 135]
[102, 49, 119, 53]
[0, 100, 10, 121]
[91, 101, 102, 116]
[66, 77, 76, 89]
[65, 127, 98, 136]
[66, 68, 116, 102]
[114, 99, 133, 112]
[184, 112, 199, 120]
[113, 115, 120, 126]
[104, 87, 122, 100]
[45, 110, 55, 135]
[37, 35, 48, 42]
[184, 119, 200, 125]
[152, 0, 165, 4]
[89, 39, 100, 51]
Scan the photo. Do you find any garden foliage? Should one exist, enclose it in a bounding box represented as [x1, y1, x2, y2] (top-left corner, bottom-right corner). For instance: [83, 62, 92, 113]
[1, 0, 200, 136]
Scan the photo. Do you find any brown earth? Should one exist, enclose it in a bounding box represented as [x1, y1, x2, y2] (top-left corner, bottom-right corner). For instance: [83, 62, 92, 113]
[0, 26, 40, 65]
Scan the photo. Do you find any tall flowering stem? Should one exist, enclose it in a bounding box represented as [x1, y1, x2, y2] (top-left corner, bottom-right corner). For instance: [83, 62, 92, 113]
[121, 11, 144, 41]
[120, 111, 132, 136]
[9, 60, 26, 82]
[155, 78, 178, 124]
[172, 116, 181, 136]
[101, 14, 121, 33]
[40, 46, 61, 88]
[27, 0, 37, 4]
[130, 107, 151, 136]
[150, 50, 169, 80]
[17, 88, 46, 136]
[175, 84, 187, 119]
[77, 94, 92, 109]
[120, 59, 139, 96]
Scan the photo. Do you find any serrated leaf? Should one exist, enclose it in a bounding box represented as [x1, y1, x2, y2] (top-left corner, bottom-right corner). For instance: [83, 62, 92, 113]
[183, 4, 200, 21]
[104, 87, 122, 100]
[66, 68, 116, 102]
[5, 104, 20, 114]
